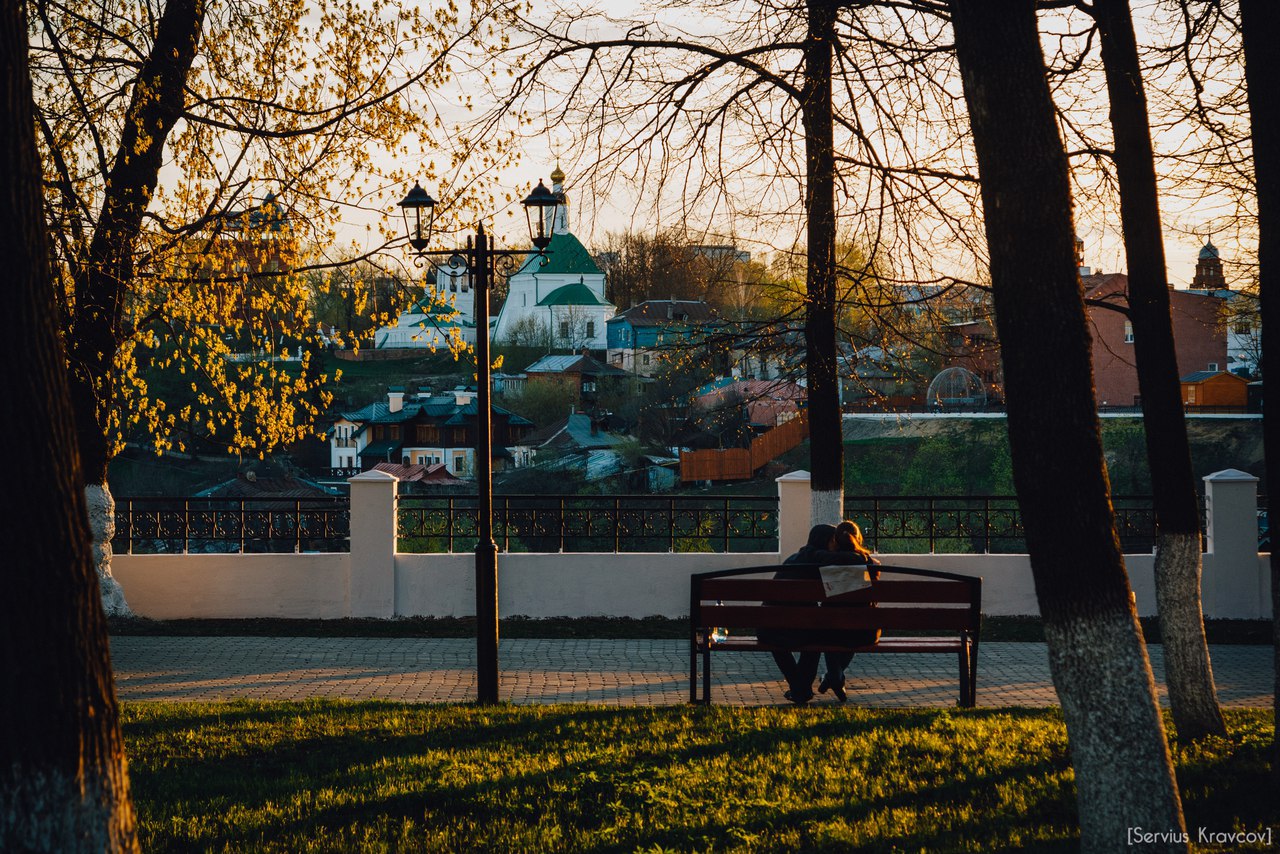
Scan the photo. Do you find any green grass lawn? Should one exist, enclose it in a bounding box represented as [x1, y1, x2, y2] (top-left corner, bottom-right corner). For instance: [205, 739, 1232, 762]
[122, 702, 1274, 852]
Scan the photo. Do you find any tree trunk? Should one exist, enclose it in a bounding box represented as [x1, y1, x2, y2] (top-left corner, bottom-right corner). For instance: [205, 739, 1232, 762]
[803, 0, 843, 525]
[1092, 0, 1225, 740]
[1239, 0, 1280, 784]
[0, 0, 138, 847]
[61, 0, 203, 613]
[949, 1, 1187, 849]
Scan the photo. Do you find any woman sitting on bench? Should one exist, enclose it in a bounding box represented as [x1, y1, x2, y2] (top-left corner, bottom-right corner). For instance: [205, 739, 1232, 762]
[818, 521, 881, 701]
[761, 523, 873, 704]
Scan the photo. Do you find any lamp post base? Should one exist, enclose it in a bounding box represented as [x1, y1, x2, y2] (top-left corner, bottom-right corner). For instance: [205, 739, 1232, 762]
[475, 539, 499, 703]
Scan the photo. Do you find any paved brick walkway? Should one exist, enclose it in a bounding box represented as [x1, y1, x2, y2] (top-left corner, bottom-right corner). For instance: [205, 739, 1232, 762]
[109, 637, 1274, 708]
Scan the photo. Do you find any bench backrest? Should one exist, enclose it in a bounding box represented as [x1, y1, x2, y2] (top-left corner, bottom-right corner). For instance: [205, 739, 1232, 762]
[690, 564, 982, 634]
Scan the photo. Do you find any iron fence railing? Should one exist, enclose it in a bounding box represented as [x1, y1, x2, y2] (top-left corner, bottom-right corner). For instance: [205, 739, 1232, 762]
[110, 492, 1259, 556]
[112, 497, 350, 554]
[842, 495, 1167, 555]
[397, 494, 779, 554]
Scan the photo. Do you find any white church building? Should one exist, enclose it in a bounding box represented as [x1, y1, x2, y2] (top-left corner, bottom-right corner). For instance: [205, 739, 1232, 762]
[373, 254, 478, 349]
[492, 167, 615, 350]
[374, 168, 613, 351]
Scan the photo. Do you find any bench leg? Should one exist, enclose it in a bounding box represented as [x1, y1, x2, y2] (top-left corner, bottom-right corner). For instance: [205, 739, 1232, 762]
[968, 642, 979, 707]
[690, 640, 699, 703]
[958, 643, 973, 708]
[702, 645, 712, 704]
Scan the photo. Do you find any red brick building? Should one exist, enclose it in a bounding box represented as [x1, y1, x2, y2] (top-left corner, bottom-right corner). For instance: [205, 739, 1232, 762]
[935, 273, 1226, 408]
[1083, 273, 1226, 407]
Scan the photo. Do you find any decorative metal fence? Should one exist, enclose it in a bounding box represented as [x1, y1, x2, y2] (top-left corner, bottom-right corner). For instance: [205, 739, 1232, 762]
[397, 495, 779, 554]
[112, 498, 350, 554]
[112, 492, 1253, 556]
[842, 495, 1166, 555]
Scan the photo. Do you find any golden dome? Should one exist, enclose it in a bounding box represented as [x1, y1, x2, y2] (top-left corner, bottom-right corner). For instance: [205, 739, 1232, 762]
[550, 164, 566, 184]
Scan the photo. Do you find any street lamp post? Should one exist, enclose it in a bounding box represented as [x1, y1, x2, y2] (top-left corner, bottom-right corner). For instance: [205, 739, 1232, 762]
[398, 180, 560, 704]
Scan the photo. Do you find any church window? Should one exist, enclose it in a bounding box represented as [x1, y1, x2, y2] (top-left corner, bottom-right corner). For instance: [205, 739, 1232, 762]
[586, 321, 595, 338]
[560, 321, 570, 339]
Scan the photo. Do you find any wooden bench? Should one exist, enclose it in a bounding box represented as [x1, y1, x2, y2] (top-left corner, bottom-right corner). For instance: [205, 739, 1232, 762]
[690, 564, 982, 706]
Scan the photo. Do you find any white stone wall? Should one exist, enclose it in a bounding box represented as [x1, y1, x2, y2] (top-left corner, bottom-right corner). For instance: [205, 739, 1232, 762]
[109, 469, 1273, 620]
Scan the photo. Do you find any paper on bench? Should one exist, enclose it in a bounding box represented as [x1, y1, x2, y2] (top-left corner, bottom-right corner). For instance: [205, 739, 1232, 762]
[820, 565, 871, 598]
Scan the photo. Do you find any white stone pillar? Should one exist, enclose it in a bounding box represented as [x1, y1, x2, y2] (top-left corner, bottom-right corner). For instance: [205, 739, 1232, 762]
[348, 470, 399, 617]
[1202, 468, 1262, 618]
[776, 470, 813, 560]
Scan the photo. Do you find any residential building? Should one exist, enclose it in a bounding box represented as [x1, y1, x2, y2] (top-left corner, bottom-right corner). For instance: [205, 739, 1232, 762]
[1187, 240, 1260, 378]
[328, 386, 533, 477]
[509, 411, 632, 476]
[942, 320, 1003, 404]
[606, 299, 720, 378]
[693, 377, 806, 430]
[932, 246, 1228, 409]
[1084, 272, 1225, 407]
[524, 353, 629, 408]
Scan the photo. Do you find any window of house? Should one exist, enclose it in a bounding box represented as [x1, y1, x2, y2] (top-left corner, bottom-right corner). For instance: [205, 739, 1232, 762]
[560, 321, 570, 339]
[1207, 362, 1219, 372]
[1187, 386, 1197, 404]
[416, 425, 440, 444]
[586, 321, 595, 338]
[642, 354, 650, 366]
[583, 381, 597, 393]
[452, 427, 466, 444]
[402, 456, 411, 466]
[1123, 322, 1134, 343]
[453, 452, 467, 473]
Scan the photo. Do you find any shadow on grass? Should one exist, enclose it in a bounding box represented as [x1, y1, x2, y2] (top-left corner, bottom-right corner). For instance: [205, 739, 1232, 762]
[123, 703, 1089, 852]
[123, 703, 1272, 853]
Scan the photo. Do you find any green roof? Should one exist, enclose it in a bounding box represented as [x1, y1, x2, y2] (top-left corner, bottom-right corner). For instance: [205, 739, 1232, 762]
[536, 283, 610, 307]
[518, 231, 601, 276]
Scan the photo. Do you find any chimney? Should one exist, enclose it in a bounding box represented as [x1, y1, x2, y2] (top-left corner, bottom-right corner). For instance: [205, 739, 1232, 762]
[388, 386, 405, 413]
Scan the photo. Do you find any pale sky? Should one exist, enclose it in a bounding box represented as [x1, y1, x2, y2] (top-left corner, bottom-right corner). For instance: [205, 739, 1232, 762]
[336, 0, 1251, 291]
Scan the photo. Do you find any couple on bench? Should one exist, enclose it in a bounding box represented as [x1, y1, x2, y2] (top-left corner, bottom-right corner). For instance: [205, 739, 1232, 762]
[762, 522, 881, 705]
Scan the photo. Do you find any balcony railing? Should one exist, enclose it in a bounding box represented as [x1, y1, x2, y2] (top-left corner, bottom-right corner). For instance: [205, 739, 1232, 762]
[397, 494, 779, 554]
[113, 497, 350, 554]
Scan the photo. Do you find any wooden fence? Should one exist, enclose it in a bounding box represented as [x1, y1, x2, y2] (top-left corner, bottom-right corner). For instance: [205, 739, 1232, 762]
[680, 414, 809, 482]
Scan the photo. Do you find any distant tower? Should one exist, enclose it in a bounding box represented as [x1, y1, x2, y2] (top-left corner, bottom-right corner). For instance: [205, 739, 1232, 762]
[1074, 234, 1091, 277]
[548, 164, 570, 235]
[1192, 238, 1225, 289]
